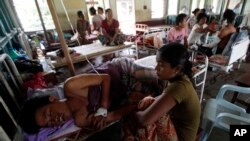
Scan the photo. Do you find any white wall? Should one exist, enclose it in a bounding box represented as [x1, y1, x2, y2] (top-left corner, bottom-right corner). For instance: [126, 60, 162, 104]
[53, 0, 168, 30]
[135, 0, 151, 22]
[54, 0, 87, 30]
[109, 0, 118, 19]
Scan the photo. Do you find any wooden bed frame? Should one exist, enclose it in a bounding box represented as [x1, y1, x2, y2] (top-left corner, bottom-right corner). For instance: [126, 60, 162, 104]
[46, 41, 138, 68]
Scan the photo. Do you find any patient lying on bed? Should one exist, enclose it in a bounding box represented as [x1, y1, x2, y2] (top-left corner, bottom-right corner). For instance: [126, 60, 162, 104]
[19, 73, 136, 136]
[19, 59, 161, 140]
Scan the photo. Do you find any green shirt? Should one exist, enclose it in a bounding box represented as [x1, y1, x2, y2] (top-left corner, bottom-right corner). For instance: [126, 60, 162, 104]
[163, 75, 201, 141]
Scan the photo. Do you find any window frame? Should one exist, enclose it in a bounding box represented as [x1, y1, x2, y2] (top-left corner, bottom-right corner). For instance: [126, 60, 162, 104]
[13, 0, 55, 32]
[151, 0, 165, 19]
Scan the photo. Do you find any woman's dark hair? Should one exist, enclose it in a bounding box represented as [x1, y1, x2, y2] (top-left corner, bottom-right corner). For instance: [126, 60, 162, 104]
[176, 13, 187, 25]
[200, 8, 206, 14]
[98, 7, 103, 12]
[223, 9, 236, 23]
[89, 7, 96, 15]
[209, 16, 217, 24]
[196, 13, 208, 23]
[18, 95, 51, 134]
[192, 8, 200, 14]
[105, 8, 112, 14]
[77, 10, 84, 18]
[157, 43, 193, 80]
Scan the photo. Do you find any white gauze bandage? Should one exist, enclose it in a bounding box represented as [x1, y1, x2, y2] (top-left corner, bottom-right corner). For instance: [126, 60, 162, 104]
[94, 107, 107, 117]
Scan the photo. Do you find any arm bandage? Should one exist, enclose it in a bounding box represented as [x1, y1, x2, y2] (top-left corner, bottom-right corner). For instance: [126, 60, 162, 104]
[94, 107, 107, 117]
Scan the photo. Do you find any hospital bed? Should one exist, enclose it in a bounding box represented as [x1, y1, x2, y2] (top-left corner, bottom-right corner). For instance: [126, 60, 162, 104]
[134, 54, 208, 103]
[0, 54, 124, 141]
[0, 54, 24, 141]
[137, 29, 167, 55]
[135, 24, 149, 33]
[46, 41, 138, 68]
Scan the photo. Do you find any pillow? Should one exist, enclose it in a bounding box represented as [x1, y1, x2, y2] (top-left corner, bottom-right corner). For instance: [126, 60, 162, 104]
[27, 84, 64, 100]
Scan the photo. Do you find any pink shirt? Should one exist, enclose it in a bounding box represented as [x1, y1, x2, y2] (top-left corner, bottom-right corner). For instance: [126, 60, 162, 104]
[167, 27, 188, 44]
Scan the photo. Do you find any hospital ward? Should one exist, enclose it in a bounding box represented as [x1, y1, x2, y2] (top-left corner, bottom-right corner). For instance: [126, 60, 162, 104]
[1, 0, 250, 140]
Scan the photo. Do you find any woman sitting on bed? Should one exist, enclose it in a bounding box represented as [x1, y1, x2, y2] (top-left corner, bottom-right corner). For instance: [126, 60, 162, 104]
[19, 73, 136, 134]
[99, 9, 125, 46]
[124, 43, 201, 141]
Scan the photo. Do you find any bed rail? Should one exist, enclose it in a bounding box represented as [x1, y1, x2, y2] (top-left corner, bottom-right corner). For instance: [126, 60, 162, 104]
[0, 53, 24, 140]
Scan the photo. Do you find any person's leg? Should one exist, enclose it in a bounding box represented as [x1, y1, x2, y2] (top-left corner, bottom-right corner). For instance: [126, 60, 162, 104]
[114, 34, 126, 45]
[98, 35, 109, 45]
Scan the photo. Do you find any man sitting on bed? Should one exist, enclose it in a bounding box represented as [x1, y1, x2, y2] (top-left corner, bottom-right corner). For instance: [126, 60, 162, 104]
[19, 57, 161, 135]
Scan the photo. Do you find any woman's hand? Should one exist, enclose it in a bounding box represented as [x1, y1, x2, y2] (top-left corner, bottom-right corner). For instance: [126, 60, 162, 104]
[138, 96, 155, 111]
[90, 115, 107, 129]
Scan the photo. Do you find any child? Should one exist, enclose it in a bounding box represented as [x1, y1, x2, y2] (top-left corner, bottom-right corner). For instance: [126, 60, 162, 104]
[167, 14, 188, 47]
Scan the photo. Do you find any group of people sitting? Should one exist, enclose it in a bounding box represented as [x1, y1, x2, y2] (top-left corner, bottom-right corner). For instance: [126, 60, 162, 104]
[167, 8, 239, 58]
[76, 7, 125, 46]
[19, 43, 201, 141]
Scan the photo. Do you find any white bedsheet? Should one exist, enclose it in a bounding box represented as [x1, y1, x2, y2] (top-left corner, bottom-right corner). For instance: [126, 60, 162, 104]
[46, 41, 136, 68]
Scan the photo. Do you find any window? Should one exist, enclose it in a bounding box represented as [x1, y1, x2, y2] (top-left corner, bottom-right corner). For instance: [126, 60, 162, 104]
[243, 0, 250, 14]
[179, 0, 191, 15]
[211, 0, 223, 14]
[168, 0, 178, 15]
[191, 0, 199, 12]
[13, 0, 54, 32]
[205, 0, 223, 15]
[151, 0, 164, 18]
[116, 0, 135, 35]
[199, 0, 205, 9]
[85, 0, 109, 24]
[227, 0, 243, 14]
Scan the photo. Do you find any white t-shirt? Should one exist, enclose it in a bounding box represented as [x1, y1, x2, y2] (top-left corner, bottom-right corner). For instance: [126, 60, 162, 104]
[98, 14, 105, 20]
[92, 15, 103, 30]
[188, 24, 207, 45]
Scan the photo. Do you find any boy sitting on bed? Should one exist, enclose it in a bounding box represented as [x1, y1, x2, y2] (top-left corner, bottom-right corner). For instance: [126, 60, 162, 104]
[19, 57, 162, 136]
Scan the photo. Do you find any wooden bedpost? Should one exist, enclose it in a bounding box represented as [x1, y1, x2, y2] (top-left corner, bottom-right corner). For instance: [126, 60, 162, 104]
[47, 0, 75, 76]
